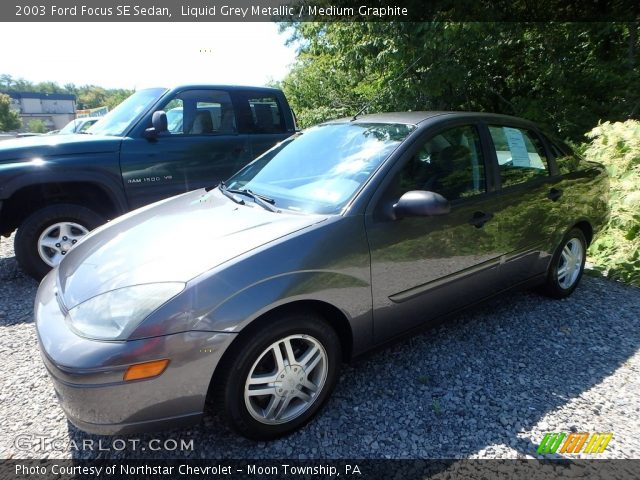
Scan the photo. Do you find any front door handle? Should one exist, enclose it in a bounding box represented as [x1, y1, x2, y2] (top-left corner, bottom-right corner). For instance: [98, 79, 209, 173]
[468, 211, 494, 228]
[548, 188, 563, 201]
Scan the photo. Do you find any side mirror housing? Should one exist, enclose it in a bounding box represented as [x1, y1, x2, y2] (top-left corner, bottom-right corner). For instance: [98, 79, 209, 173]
[393, 190, 450, 219]
[144, 111, 169, 139]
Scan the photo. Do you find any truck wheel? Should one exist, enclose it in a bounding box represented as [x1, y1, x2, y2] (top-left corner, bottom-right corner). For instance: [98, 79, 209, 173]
[14, 204, 105, 280]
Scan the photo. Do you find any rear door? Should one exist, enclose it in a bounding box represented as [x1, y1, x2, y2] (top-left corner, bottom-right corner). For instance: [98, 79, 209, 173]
[120, 88, 251, 209]
[234, 90, 295, 159]
[366, 122, 506, 342]
[484, 123, 561, 286]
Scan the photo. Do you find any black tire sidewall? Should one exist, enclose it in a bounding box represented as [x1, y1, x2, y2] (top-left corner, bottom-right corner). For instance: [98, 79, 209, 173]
[14, 204, 105, 280]
[221, 312, 341, 440]
[545, 228, 587, 298]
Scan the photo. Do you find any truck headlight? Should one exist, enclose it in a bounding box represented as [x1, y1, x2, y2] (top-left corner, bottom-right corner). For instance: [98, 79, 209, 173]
[65, 283, 185, 340]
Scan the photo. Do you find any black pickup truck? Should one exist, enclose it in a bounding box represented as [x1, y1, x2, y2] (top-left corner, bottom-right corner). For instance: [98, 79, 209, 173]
[0, 85, 296, 279]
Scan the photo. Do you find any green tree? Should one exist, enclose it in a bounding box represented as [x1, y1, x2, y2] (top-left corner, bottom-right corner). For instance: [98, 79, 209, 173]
[281, 22, 639, 141]
[0, 93, 21, 131]
[0, 74, 134, 111]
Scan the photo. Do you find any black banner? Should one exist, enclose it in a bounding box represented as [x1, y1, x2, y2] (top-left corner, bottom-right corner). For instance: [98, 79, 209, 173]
[3, 0, 640, 22]
[2, 460, 640, 480]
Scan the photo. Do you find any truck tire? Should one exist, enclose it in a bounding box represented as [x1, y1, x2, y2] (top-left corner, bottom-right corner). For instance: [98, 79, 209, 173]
[14, 204, 105, 280]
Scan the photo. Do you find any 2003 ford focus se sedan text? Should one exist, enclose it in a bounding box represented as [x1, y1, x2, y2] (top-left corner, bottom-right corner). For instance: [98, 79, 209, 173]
[35, 112, 609, 439]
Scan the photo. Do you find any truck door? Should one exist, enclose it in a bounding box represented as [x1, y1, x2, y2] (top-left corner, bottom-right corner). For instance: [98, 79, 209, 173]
[120, 88, 251, 209]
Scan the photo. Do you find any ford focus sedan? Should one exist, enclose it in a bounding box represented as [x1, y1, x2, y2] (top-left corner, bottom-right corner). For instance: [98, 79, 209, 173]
[35, 112, 609, 439]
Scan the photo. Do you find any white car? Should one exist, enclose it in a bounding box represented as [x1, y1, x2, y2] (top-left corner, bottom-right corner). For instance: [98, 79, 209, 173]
[56, 117, 102, 134]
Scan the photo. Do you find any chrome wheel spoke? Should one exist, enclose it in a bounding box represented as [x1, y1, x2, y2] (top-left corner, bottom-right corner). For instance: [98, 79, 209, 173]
[58, 223, 72, 239]
[247, 373, 278, 385]
[40, 237, 61, 251]
[293, 389, 311, 402]
[557, 265, 568, 278]
[272, 344, 285, 372]
[301, 347, 322, 374]
[302, 378, 318, 392]
[282, 338, 297, 365]
[265, 394, 292, 421]
[246, 386, 277, 397]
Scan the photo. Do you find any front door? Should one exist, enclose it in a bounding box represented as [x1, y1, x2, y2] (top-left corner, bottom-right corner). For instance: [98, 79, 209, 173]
[120, 88, 251, 209]
[366, 123, 505, 343]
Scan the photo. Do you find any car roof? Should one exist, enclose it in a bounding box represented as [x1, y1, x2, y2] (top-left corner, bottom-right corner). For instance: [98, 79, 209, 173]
[329, 111, 539, 128]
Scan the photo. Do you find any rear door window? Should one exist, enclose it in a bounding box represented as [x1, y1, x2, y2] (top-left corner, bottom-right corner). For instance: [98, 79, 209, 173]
[488, 126, 550, 187]
[236, 93, 286, 134]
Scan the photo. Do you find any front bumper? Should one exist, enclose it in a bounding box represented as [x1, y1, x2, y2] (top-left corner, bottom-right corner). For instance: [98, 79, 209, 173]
[35, 271, 237, 435]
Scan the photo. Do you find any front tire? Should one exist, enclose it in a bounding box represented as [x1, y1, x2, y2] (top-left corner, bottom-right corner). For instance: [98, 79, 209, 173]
[216, 311, 341, 440]
[542, 228, 587, 298]
[14, 204, 105, 280]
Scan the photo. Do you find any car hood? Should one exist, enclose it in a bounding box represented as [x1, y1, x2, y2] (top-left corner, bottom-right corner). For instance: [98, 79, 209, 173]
[0, 134, 121, 162]
[57, 189, 327, 308]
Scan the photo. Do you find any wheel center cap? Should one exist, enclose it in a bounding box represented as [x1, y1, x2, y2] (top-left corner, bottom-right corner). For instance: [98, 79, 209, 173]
[275, 364, 305, 396]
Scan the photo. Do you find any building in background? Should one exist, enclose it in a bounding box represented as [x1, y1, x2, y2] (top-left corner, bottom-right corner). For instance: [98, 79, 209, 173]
[2, 91, 76, 131]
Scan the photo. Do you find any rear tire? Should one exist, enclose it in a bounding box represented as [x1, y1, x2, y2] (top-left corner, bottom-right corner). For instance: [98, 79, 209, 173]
[14, 204, 105, 280]
[541, 228, 587, 299]
[215, 311, 341, 440]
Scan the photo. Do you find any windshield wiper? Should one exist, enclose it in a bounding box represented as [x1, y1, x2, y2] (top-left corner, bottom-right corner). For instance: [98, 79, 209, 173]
[216, 182, 279, 212]
[217, 182, 245, 205]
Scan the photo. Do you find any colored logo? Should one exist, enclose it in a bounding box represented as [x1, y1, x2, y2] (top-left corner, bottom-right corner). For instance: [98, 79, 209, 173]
[537, 432, 612, 454]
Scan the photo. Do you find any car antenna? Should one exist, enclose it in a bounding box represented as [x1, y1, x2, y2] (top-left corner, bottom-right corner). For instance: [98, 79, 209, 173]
[351, 53, 426, 121]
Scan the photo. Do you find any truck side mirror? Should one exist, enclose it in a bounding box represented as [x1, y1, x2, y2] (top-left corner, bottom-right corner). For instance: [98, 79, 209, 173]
[144, 111, 169, 139]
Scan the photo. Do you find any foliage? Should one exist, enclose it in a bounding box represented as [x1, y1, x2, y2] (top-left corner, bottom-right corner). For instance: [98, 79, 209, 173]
[585, 120, 640, 287]
[280, 23, 639, 142]
[27, 119, 47, 133]
[0, 74, 133, 110]
[0, 93, 21, 131]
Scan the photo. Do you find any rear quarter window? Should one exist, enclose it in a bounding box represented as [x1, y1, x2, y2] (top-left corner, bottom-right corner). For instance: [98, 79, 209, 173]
[548, 138, 581, 175]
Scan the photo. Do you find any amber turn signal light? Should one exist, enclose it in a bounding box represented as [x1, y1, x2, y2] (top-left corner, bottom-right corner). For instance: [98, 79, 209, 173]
[123, 359, 170, 381]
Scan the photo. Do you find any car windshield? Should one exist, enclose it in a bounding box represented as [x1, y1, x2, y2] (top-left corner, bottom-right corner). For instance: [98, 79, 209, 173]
[59, 118, 97, 134]
[87, 88, 166, 136]
[226, 122, 416, 214]
[59, 119, 82, 134]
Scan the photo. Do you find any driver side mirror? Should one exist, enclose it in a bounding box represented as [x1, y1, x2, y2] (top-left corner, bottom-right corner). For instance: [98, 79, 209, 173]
[144, 111, 169, 139]
[393, 190, 451, 219]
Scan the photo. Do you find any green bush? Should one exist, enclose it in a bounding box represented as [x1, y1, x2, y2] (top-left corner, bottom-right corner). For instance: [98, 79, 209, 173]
[27, 119, 47, 133]
[584, 120, 640, 287]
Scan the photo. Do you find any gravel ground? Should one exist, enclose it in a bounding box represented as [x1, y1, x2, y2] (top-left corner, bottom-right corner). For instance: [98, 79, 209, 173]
[1, 232, 639, 460]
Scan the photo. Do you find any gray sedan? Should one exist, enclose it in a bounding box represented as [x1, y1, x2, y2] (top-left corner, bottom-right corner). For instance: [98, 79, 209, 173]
[35, 112, 609, 439]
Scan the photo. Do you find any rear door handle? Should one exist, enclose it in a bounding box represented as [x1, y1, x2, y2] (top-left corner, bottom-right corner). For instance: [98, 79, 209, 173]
[468, 211, 494, 228]
[548, 188, 563, 201]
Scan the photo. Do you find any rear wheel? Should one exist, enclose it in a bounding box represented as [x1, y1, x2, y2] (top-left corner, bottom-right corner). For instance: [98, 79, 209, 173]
[216, 311, 341, 440]
[14, 204, 105, 280]
[542, 228, 587, 298]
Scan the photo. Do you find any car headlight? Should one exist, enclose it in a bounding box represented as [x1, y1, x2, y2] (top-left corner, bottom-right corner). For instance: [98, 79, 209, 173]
[65, 283, 185, 340]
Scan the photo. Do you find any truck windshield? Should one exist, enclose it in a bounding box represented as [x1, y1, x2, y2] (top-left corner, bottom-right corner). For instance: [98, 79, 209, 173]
[87, 88, 167, 136]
